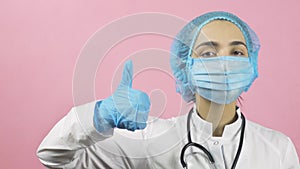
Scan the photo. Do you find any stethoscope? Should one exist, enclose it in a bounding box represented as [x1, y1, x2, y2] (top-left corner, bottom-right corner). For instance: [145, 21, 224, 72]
[180, 107, 246, 169]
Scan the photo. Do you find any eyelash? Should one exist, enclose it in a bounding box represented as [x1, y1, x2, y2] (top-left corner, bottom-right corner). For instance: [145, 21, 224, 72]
[232, 50, 245, 56]
[197, 50, 245, 57]
[201, 51, 217, 57]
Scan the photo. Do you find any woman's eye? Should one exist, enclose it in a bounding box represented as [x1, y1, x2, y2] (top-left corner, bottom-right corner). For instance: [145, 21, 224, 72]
[233, 50, 244, 56]
[200, 51, 217, 57]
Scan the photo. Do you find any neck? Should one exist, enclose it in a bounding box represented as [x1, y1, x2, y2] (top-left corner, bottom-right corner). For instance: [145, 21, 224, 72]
[195, 94, 238, 137]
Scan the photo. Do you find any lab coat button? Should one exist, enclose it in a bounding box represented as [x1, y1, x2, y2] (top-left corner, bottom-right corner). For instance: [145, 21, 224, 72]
[213, 141, 219, 145]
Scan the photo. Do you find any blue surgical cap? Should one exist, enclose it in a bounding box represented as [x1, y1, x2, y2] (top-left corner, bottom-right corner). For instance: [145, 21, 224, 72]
[170, 11, 261, 103]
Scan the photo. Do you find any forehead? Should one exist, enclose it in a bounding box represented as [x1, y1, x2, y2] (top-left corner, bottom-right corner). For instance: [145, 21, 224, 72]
[196, 20, 246, 44]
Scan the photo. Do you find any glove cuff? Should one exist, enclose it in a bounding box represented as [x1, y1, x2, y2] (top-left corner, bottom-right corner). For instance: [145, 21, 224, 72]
[93, 100, 115, 134]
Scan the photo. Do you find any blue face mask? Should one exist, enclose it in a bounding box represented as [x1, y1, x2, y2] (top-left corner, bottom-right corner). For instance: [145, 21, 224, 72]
[187, 56, 254, 104]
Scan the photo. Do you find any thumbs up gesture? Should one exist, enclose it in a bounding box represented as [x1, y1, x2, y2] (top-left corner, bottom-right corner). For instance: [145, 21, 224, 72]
[93, 60, 151, 132]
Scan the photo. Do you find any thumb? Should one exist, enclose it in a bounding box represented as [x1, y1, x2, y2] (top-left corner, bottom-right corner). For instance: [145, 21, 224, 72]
[120, 60, 133, 87]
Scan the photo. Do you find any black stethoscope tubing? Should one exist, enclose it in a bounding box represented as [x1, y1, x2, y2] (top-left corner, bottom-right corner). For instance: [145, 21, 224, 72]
[180, 107, 246, 169]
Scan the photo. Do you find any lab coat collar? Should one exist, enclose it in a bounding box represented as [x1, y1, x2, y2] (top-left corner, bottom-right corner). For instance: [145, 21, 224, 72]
[190, 104, 243, 143]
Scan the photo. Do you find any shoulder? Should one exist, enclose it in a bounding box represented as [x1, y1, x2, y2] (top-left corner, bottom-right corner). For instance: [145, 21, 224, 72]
[145, 113, 187, 132]
[246, 119, 292, 154]
[247, 120, 290, 142]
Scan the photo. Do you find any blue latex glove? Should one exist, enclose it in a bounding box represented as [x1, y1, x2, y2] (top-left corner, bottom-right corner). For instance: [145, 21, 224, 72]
[93, 60, 151, 132]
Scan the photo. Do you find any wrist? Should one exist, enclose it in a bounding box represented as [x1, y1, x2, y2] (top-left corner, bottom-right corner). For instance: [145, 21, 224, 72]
[93, 100, 116, 133]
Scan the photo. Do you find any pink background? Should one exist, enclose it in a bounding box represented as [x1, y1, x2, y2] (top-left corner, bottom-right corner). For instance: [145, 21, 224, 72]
[1, 0, 299, 168]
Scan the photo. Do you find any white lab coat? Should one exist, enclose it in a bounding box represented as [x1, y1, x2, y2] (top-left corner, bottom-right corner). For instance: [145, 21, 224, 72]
[37, 100, 300, 169]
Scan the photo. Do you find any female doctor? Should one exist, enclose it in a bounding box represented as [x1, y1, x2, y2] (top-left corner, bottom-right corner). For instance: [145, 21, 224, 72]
[37, 11, 300, 169]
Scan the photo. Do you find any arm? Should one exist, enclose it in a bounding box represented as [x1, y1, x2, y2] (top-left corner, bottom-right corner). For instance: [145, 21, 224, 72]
[36, 100, 113, 168]
[37, 60, 151, 168]
[281, 137, 300, 169]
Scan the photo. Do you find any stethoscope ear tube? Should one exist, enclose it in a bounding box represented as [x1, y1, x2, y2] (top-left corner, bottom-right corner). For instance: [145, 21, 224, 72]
[230, 113, 246, 169]
[180, 141, 215, 167]
[180, 108, 216, 168]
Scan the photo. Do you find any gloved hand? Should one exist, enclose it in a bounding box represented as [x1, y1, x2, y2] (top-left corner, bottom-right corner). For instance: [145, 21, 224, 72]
[93, 60, 151, 132]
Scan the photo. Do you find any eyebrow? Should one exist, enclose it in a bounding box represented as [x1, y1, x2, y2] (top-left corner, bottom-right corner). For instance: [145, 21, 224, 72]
[195, 41, 247, 49]
[195, 41, 218, 49]
[229, 41, 247, 48]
